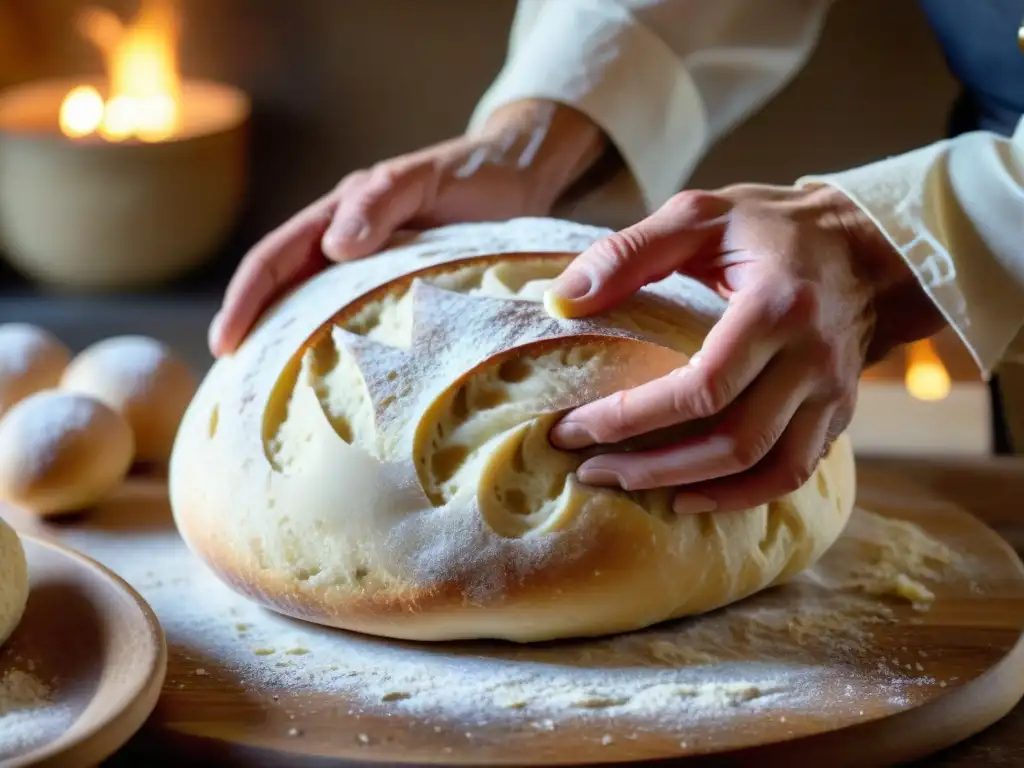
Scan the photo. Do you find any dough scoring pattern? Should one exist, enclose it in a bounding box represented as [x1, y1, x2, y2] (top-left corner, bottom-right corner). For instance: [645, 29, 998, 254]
[170, 218, 855, 643]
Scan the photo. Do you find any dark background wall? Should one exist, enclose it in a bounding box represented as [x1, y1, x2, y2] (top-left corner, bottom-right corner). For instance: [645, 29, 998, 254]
[1, 0, 959, 272]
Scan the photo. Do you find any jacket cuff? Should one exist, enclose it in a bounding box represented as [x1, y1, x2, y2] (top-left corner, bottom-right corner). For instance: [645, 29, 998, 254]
[467, 0, 706, 213]
[798, 129, 1024, 381]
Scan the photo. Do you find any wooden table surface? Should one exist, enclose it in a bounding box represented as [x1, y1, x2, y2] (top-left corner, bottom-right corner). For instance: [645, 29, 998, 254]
[97, 455, 1024, 767]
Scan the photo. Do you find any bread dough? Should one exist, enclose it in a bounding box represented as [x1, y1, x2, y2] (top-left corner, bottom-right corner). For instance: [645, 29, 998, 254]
[170, 218, 856, 643]
[0, 323, 70, 419]
[0, 515, 28, 647]
[0, 391, 134, 516]
[61, 336, 197, 464]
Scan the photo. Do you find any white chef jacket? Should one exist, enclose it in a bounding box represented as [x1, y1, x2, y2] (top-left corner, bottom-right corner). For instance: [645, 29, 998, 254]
[467, 0, 1024, 381]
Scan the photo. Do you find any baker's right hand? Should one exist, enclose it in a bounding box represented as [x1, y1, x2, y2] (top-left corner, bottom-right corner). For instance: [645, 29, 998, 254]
[208, 100, 607, 357]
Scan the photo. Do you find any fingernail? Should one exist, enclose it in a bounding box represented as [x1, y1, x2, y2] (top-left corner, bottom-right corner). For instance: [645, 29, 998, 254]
[324, 218, 370, 251]
[207, 311, 225, 355]
[576, 467, 625, 488]
[550, 421, 595, 450]
[673, 492, 717, 514]
[550, 270, 592, 301]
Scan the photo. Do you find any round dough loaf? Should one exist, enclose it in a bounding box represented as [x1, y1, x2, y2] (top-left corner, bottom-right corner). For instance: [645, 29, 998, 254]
[0, 323, 71, 418]
[0, 516, 28, 647]
[170, 218, 856, 643]
[61, 336, 197, 464]
[0, 390, 134, 516]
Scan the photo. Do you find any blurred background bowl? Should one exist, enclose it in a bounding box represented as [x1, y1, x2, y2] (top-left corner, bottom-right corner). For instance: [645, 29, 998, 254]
[0, 76, 248, 292]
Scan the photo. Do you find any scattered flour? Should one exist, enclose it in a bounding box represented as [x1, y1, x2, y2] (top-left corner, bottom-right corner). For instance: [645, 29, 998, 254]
[42, 499, 961, 743]
[0, 663, 74, 760]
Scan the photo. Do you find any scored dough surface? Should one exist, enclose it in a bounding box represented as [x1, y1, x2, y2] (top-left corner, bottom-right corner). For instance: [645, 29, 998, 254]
[170, 218, 855, 643]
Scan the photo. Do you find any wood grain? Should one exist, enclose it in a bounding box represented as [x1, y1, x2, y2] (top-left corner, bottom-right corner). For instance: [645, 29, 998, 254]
[6, 465, 1024, 767]
[0, 535, 167, 768]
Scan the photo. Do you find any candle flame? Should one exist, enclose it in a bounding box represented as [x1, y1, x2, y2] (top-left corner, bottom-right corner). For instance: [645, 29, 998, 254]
[905, 338, 951, 402]
[58, 0, 182, 142]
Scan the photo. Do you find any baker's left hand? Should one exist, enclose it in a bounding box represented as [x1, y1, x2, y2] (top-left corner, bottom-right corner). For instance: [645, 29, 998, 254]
[545, 183, 943, 514]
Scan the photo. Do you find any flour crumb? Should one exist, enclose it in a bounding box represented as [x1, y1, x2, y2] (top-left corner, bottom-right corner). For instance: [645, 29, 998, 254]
[357, 733, 370, 744]
[0, 670, 49, 716]
[601, 734, 614, 746]
[0, 667, 74, 760]
[287, 727, 302, 737]
[38, 497, 968, 747]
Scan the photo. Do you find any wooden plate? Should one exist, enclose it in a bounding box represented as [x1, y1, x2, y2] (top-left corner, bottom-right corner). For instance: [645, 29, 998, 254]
[11, 470, 1024, 767]
[0, 535, 167, 768]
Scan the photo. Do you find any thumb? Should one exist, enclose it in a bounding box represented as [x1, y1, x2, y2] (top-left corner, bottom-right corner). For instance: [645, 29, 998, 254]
[544, 191, 729, 319]
[321, 162, 433, 261]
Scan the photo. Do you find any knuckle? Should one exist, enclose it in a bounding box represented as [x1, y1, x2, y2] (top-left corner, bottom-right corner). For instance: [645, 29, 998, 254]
[783, 458, 816, 492]
[663, 189, 722, 220]
[367, 161, 401, 190]
[729, 432, 773, 471]
[591, 230, 646, 276]
[671, 369, 727, 419]
[336, 169, 370, 193]
[785, 280, 822, 327]
[806, 339, 846, 393]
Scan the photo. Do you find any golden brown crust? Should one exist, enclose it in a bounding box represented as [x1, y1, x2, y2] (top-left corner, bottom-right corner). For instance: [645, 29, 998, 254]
[170, 219, 855, 643]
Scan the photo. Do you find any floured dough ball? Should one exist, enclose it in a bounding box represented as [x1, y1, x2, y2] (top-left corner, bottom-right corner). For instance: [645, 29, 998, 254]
[0, 516, 28, 647]
[0, 391, 134, 516]
[170, 218, 856, 643]
[0, 323, 71, 418]
[61, 336, 197, 464]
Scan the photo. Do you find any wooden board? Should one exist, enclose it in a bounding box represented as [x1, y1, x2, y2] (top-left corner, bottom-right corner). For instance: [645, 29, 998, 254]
[4, 466, 1024, 767]
[0, 535, 167, 768]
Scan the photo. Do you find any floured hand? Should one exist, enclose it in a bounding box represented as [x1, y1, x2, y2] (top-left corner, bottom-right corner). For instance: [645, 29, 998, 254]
[546, 183, 944, 514]
[208, 100, 606, 357]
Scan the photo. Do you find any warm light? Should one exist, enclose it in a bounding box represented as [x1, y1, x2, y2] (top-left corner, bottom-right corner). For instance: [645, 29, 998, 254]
[58, 85, 105, 137]
[58, 0, 182, 142]
[905, 338, 951, 402]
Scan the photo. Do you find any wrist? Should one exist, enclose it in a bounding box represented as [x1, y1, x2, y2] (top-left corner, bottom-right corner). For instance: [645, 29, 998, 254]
[810, 183, 946, 361]
[477, 99, 608, 211]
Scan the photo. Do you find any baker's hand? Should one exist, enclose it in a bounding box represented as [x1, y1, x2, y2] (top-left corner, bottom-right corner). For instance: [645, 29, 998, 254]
[209, 100, 606, 357]
[546, 184, 944, 514]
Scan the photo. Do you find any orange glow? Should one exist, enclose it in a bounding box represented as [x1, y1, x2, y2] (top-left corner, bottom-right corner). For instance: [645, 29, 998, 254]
[58, 0, 182, 142]
[905, 338, 951, 402]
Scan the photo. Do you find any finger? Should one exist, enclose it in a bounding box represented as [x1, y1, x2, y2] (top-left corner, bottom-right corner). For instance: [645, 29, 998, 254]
[321, 161, 435, 262]
[211, 192, 336, 357]
[544, 190, 730, 319]
[672, 401, 834, 514]
[573, 351, 815, 492]
[551, 285, 789, 450]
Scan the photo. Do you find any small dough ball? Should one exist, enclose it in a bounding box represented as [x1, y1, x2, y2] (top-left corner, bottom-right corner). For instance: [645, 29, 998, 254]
[0, 323, 71, 418]
[61, 336, 197, 464]
[0, 516, 28, 647]
[0, 391, 134, 516]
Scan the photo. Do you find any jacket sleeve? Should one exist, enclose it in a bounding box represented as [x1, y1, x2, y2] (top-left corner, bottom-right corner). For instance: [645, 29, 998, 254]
[799, 119, 1024, 379]
[467, 0, 834, 213]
